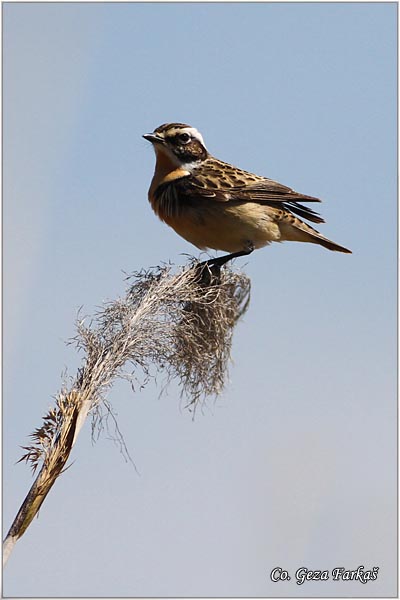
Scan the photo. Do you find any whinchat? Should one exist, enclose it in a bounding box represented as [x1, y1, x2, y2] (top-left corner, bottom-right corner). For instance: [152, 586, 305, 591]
[143, 123, 351, 265]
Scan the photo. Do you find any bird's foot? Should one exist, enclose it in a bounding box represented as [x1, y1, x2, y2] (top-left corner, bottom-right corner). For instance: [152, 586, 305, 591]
[200, 242, 255, 269]
[193, 261, 222, 287]
[193, 243, 254, 286]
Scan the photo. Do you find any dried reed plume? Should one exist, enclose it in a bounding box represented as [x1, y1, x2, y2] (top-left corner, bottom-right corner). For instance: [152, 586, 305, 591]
[3, 261, 251, 565]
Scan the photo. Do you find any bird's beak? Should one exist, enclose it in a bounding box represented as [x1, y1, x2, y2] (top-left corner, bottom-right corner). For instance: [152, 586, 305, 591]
[143, 133, 164, 145]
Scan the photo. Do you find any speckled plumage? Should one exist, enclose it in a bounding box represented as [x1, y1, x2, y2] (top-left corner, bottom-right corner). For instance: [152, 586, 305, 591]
[143, 123, 351, 256]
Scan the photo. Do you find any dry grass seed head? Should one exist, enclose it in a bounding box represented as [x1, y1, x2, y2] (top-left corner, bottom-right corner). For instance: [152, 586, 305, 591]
[20, 261, 251, 472]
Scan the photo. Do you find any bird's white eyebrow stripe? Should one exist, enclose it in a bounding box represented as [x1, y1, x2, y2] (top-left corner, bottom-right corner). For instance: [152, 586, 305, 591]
[164, 126, 206, 149]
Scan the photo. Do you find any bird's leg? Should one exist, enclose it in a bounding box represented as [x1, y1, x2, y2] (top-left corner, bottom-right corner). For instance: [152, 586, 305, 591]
[202, 242, 255, 269]
[194, 243, 254, 286]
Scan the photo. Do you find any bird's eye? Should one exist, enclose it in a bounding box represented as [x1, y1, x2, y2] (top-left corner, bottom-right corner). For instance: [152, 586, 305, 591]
[178, 132, 191, 144]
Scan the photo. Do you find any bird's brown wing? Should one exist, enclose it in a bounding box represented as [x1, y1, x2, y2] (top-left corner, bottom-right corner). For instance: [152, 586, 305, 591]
[179, 171, 325, 225]
[226, 181, 325, 224]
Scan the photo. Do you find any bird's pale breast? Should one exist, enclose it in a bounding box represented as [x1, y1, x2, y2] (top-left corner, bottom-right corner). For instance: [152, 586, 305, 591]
[162, 200, 281, 252]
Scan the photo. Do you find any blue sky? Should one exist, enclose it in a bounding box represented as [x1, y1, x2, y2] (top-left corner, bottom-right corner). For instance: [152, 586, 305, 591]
[4, 2, 397, 597]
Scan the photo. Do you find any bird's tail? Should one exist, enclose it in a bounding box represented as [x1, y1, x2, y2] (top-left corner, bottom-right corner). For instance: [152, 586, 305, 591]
[309, 233, 352, 254]
[280, 219, 352, 254]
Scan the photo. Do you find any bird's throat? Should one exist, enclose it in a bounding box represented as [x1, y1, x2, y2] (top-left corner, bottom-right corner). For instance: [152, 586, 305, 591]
[149, 148, 190, 198]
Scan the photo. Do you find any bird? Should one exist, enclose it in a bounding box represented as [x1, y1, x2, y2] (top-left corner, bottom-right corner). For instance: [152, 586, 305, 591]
[143, 123, 351, 266]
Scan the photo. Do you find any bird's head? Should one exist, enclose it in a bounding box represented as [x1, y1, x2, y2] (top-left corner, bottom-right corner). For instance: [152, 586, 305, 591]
[143, 123, 208, 168]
